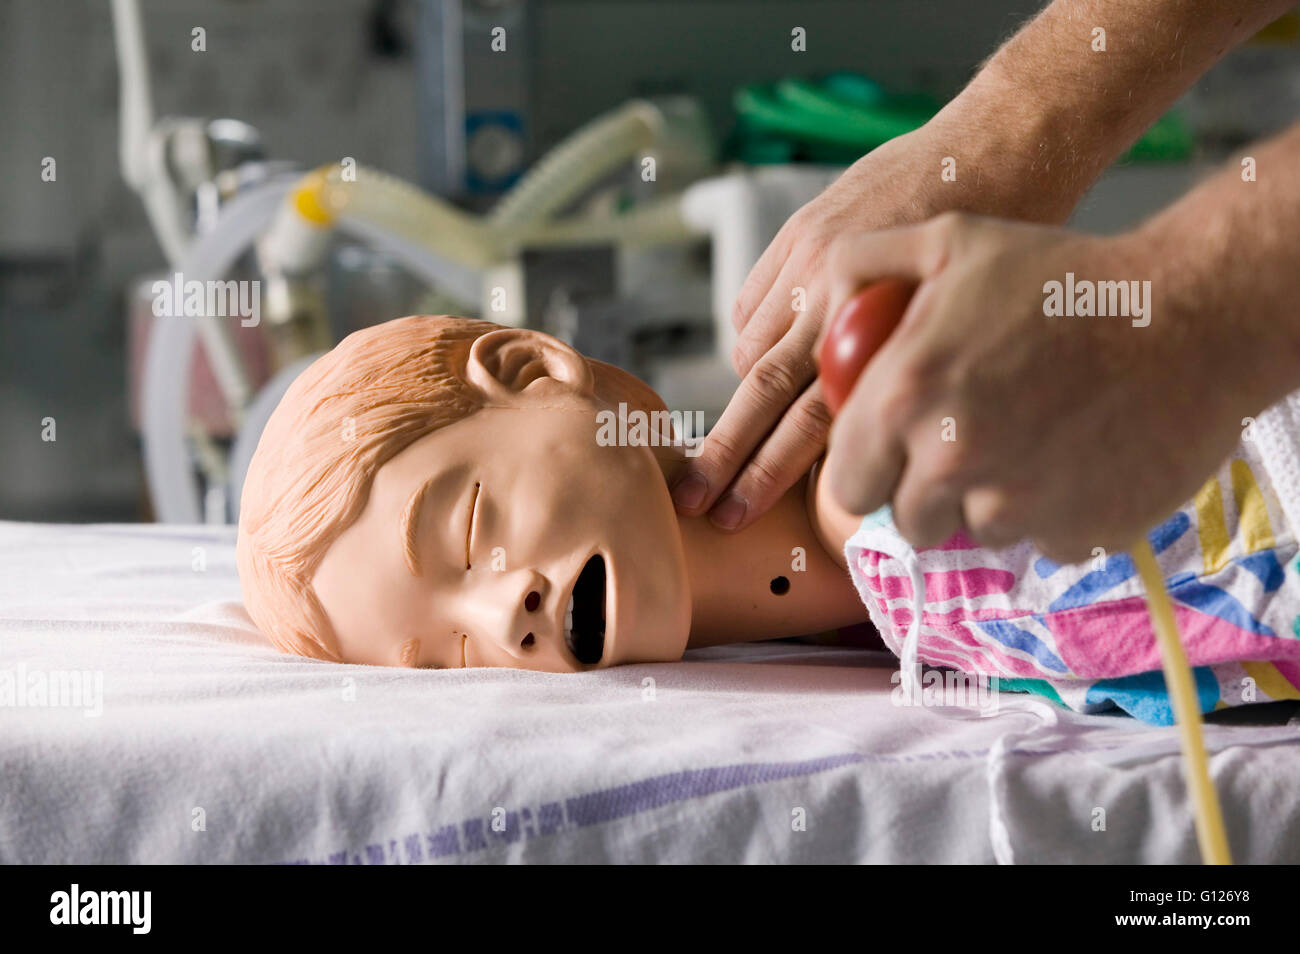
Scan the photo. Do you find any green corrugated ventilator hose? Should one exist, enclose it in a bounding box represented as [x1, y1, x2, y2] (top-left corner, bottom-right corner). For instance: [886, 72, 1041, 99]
[731, 72, 1193, 164]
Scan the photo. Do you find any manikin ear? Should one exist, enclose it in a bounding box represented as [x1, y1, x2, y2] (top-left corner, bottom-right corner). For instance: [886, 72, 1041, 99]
[465, 328, 596, 404]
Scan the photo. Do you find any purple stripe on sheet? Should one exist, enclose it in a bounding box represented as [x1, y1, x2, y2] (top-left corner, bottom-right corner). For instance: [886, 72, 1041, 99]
[280, 727, 1287, 863]
[285, 751, 872, 864]
[564, 753, 864, 827]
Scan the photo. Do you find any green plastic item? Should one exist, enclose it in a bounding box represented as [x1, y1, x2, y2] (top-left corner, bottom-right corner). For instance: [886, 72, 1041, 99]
[733, 81, 930, 151]
[820, 72, 888, 106]
[732, 73, 1193, 164]
[1119, 110, 1194, 162]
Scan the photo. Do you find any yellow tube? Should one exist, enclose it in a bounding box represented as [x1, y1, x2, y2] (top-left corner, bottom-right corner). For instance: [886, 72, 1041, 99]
[291, 170, 335, 227]
[1131, 538, 1233, 864]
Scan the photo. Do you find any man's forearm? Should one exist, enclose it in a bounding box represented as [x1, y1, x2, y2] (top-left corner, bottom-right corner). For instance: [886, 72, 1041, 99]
[1136, 119, 1300, 414]
[937, 0, 1293, 223]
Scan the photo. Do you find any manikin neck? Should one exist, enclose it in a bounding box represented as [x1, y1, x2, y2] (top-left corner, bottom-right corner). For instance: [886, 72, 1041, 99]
[676, 473, 865, 649]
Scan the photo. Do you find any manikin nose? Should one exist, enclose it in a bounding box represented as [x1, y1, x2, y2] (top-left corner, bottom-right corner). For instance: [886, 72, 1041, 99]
[466, 570, 558, 665]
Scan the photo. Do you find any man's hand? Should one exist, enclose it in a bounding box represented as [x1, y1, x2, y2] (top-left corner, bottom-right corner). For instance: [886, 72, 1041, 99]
[670, 0, 1290, 534]
[819, 212, 1278, 563]
[673, 107, 1072, 531]
[669, 126, 962, 530]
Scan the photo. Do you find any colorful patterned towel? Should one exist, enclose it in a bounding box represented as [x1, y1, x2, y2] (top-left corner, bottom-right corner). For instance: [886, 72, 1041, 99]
[845, 429, 1300, 725]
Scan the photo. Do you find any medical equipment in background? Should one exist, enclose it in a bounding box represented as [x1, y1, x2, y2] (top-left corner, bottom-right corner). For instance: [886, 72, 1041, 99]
[116, 0, 1205, 526]
[819, 282, 1232, 865]
[115, 0, 847, 524]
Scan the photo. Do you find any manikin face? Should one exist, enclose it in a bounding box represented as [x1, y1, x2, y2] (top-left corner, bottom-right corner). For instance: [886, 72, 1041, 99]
[311, 328, 692, 671]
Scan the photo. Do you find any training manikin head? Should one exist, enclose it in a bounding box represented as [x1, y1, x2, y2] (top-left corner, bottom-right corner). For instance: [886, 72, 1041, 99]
[236, 315, 691, 671]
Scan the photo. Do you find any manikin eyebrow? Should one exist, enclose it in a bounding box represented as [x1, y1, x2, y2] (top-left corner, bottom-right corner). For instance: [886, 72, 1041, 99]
[400, 476, 440, 577]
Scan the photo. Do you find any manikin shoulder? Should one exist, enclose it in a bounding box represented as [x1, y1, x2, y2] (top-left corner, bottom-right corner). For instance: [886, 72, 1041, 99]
[805, 460, 862, 571]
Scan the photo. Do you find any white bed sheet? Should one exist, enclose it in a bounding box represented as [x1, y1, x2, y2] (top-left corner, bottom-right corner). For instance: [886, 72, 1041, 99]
[2, 520, 1299, 864]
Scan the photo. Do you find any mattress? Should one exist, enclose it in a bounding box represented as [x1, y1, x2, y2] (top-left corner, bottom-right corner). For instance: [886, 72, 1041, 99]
[2, 520, 1299, 864]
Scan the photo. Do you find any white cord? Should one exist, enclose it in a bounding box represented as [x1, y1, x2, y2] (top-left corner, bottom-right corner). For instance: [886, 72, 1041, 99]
[111, 0, 193, 267]
[878, 514, 1066, 864]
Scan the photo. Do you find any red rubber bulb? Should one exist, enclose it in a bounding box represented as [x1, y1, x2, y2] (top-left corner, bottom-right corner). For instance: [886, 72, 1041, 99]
[817, 278, 916, 416]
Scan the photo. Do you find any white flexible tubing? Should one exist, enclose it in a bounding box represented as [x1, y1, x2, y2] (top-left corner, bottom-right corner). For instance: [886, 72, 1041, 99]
[152, 116, 706, 520]
[488, 101, 662, 227]
[342, 217, 483, 305]
[259, 164, 491, 307]
[144, 177, 293, 523]
[321, 166, 499, 269]
[144, 174, 499, 522]
[196, 156, 694, 462]
[505, 196, 695, 250]
[265, 163, 695, 307]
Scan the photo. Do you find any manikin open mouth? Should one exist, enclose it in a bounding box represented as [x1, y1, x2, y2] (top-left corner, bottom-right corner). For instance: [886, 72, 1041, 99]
[564, 554, 607, 665]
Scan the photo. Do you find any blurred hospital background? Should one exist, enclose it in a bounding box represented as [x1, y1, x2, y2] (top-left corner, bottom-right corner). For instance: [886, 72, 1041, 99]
[1, 0, 1298, 522]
